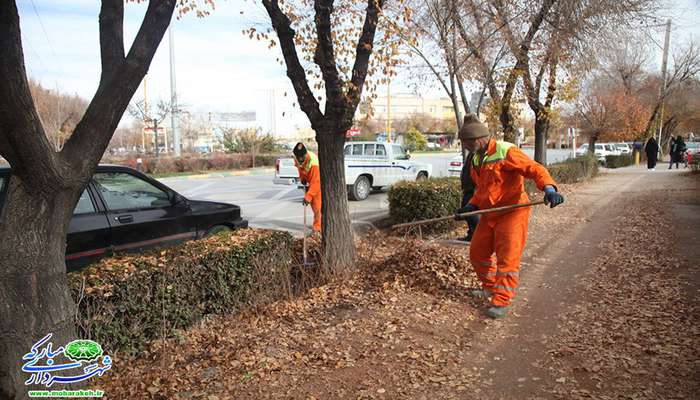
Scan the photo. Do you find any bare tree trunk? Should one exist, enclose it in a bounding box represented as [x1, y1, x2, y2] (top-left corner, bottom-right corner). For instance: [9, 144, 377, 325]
[0, 179, 80, 399]
[449, 73, 464, 130]
[588, 135, 597, 152]
[534, 112, 549, 165]
[153, 119, 159, 157]
[456, 75, 472, 116]
[500, 105, 517, 143]
[316, 127, 355, 274]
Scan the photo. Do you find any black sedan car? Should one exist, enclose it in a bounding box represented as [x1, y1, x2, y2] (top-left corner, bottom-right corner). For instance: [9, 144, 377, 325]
[0, 165, 248, 271]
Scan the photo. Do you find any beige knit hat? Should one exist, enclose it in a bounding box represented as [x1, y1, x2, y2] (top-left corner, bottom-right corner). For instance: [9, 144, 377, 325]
[458, 113, 489, 140]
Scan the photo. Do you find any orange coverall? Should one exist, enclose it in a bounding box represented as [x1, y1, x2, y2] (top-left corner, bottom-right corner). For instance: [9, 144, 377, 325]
[469, 139, 556, 306]
[295, 151, 322, 232]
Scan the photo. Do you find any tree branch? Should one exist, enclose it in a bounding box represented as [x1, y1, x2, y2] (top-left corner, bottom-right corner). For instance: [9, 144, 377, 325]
[407, 41, 453, 97]
[0, 0, 61, 189]
[543, 57, 558, 110]
[495, 0, 557, 112]
[453, 6, 500, 104]
[534, 49, 551, 97]
[98, 0, 125, 86]
[261, 0, 323, 128]
[313, 0, 343, 115]
[346, 0, 386, 122]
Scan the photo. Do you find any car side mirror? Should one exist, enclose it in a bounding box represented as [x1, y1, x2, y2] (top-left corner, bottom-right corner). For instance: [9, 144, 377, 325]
[172, 194, 189, 207]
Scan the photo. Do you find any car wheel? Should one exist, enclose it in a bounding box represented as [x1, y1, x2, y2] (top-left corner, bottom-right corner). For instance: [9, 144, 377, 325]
[349, 175, 371, 201]
[416, 172, 428, 181]
[204, 225, 232, 237]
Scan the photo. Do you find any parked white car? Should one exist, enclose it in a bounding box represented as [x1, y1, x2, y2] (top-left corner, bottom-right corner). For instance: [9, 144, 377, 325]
[273, 142, 433, 201]
[576, 143, 614, 163]
[273, 158, 299, 185]
[614, 142, 632, 154]
[602, 143, 621, 156]
[575, 144, 589, 156]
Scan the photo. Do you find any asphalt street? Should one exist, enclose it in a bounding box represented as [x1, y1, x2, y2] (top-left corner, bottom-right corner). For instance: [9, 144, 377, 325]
[160, 149, 576, 236]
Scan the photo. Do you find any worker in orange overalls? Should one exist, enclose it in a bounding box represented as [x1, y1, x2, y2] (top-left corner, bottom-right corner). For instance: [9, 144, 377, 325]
[293, 142, 322, 232]
[454, 114, 564, 318]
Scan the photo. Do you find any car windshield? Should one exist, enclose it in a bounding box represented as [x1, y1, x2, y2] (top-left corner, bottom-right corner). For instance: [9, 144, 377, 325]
[392, 145, 407, 159]
[95, 172, 171, 210]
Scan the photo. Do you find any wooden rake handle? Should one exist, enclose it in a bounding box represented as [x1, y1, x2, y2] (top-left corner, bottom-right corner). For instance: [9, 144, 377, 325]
[390, 200, 546, 230]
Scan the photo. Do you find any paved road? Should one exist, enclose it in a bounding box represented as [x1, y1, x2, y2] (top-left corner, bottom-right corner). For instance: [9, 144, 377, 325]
[162, 174, 390, 236]
[161, 149, 577, 236]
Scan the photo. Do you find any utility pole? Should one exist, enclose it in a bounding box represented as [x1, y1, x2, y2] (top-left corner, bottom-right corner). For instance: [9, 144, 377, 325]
[169, 26, 180, 156]
[153, 118, 160, 157]
[270, 89, 277, 136]
[143, 74, 149, 152]
[657, 19, 671, 159]
[386, 78, 392, 142]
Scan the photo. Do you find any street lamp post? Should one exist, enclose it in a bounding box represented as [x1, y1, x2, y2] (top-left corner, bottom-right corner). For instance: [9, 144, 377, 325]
[169, 26, 180, 156]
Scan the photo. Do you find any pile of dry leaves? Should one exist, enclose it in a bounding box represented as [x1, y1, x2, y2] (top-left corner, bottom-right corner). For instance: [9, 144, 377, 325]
[369, 239, 479, 295]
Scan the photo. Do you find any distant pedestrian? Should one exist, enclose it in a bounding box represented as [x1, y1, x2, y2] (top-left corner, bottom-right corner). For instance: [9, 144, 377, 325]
[644, 137, 658, 170]
[669, 135, 686, 169]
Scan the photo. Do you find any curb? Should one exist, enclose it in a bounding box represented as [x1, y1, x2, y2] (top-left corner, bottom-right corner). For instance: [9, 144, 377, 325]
[183, 168, 275, 180]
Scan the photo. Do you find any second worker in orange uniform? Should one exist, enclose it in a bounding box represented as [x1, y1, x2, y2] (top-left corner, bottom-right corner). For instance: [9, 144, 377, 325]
[455, 114, 564, 319]
[293, 142, 322, 232]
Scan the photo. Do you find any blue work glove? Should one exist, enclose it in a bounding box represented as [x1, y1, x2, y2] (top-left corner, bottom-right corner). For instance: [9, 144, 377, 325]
[454, 204, 478, 221]
[543, 186, 564, 208]
[466, 215, 479, 236]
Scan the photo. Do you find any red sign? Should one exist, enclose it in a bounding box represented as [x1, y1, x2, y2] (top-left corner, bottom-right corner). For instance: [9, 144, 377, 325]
[346, 128, 361, 138]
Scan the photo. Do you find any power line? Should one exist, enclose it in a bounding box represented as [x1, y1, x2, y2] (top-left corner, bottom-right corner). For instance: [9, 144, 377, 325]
[28, 0, 61, 66]
[21, 33, 47, 72]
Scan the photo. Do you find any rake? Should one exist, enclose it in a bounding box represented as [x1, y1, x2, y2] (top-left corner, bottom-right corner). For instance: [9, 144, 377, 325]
[390, 200, 546, 230]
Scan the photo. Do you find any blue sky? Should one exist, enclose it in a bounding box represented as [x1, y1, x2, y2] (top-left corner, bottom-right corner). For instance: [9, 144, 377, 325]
[15, 0, 700, 135]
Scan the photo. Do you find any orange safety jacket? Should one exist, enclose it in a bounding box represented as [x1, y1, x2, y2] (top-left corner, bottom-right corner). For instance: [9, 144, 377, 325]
[295, 151, 321, 203]
[469, 139, 556, 210]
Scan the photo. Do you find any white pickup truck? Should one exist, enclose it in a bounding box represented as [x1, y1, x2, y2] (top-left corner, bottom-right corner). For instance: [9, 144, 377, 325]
[273, 141, 433, 201]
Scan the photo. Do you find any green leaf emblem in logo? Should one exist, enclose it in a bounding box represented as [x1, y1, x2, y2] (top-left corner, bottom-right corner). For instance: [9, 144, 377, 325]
[64, 340, 103, 363]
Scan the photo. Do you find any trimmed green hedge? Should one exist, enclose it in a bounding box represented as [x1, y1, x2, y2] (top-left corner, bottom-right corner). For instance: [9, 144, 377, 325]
[103, 153, 281, 175]
[68, 229, 293, 355]
[546, 153, 599, 183]
[388, 178, 462, 234]
[605, 154, 634, 169]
